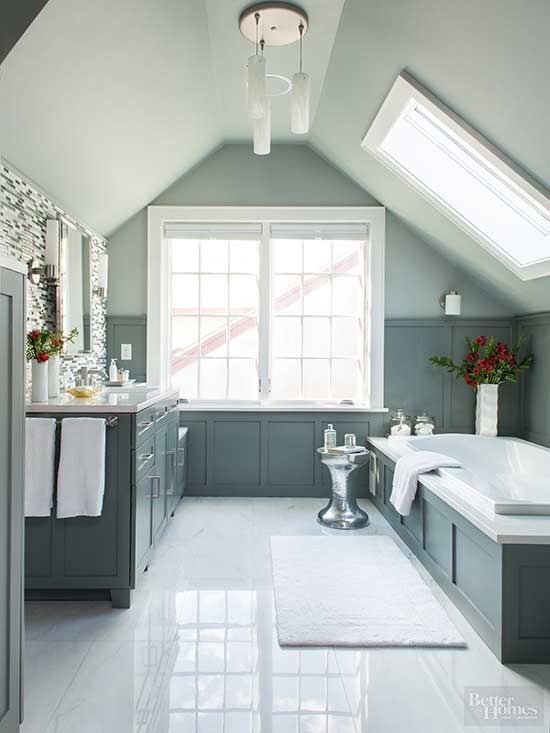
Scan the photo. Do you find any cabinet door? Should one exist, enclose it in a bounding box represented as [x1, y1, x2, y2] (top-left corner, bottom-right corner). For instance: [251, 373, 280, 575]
[166, 419, 178, 516]
[135, 473, 153, 572]
[0, 267, 24, 733]
[152, 425, 168, 542]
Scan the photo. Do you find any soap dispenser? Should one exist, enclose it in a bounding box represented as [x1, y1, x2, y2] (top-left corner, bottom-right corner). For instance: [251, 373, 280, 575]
[324, 424, 337, 450]
[109, 359, 118, 382]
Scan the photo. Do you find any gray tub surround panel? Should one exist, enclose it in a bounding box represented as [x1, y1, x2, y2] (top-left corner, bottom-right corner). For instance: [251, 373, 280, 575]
[368, 438, 550, 664]
[0, 259, 26, 732]
[517, 313, 550, 448]
[25, 391, 184, 608]
[0, 162, 108, 389]
[180, 410, 388, 498]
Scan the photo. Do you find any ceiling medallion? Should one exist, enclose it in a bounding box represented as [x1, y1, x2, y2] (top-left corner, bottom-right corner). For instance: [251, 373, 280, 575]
[239, 2, 310, 154]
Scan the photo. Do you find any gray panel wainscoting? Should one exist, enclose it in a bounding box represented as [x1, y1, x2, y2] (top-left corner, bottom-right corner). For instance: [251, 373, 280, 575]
[106, 315, 147, 381]
[517, 313, 550, 448]
[179, 412, 388, 498]
[368, 443, 550, 664]
[385, 318, 520, 435]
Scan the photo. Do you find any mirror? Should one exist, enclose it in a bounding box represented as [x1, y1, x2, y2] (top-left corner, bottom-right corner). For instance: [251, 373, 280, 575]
[59, 223, 93, 353]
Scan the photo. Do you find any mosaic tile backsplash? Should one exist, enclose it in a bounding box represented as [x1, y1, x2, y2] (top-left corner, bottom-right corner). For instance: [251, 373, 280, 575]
[0, 161, 107, 390]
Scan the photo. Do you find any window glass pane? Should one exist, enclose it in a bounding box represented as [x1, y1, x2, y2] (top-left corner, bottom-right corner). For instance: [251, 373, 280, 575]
[228, 359, 257, 400]
[271, 359, 301, 400]
[200, 359, 227, 399]
[230, 241, 259, 273]
[273, 317, 301, 357]
[302, 359, 330, 400]
[303, 275, 331, 315]
[171, 239, 199, 272]
[172, 275, 199, 313]
[273, 239, 302, 273]
[332, 241, 362, 275]
[332, 276, 361, 316]
[172, 358, 198, 399]
[201, 239, 228, 272]
[172, 316, 198, 354]
[303, 317, 330, 358]
[229, 275, 258, 315]
[332, 317, 362, 358]
[229, 317, 258, 357]
[303, 240, 331, 273]
[332, 359, 362, 400]
[201, 275, 228, 314]
[273, 275, 301, 316]
[200, 317, 227, 357]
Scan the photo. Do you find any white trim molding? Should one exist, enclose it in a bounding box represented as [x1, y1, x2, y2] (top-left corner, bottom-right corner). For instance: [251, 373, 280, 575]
[147, 205, 386, 408]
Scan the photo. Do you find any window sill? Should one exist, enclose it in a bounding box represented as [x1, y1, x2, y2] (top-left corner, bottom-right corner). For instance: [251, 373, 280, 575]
[178, 403, 389, 413]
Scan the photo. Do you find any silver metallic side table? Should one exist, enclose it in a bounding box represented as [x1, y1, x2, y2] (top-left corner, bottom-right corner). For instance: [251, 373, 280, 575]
[317, 448, 370, 530]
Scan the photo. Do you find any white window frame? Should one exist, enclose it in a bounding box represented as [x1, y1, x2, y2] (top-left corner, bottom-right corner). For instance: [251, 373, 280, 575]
[362, 71, 550, 281]
[147, 206, 386, 408]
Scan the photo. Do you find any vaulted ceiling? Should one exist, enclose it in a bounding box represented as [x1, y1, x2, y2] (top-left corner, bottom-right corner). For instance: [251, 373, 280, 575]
[1, 0, 548, 313]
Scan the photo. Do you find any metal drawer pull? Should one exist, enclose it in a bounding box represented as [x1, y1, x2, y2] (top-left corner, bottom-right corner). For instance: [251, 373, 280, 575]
[150, 476, 161, 498]
[166, 450, 176, 494]
[156, 409, 167, 421]
[138, 419, 154, 429]
[168, 404, 178, 414]
[139, 452, 154, 462]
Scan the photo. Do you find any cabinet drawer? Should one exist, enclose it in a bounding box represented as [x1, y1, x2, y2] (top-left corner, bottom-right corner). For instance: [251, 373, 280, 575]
[135, 436, 155, 482]
[136, 406, 156, 446]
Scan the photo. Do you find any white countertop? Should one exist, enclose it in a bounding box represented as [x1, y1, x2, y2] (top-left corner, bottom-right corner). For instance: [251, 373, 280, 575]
[26, 388, 179, 414]
[177, 403, 389, 412]
[368, 437, 550, 545]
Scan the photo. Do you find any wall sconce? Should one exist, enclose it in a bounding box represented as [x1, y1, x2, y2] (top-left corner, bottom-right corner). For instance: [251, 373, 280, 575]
[93, 253, 108, 298]
[439, 290, 462, 316]
[27, 219, 60, 285]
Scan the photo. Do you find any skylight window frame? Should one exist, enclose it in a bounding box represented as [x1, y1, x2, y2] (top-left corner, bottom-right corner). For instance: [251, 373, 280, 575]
[361, 71, 549, 281]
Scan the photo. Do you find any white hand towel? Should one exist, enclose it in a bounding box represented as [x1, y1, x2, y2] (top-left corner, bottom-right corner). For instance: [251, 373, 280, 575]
[390, 451, 461, 516]
[56, 418, 106, 518]
[25, 418, 56, 517]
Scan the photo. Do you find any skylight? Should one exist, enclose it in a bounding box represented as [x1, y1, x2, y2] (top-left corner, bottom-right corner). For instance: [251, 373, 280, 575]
[362, 72, 550, 280]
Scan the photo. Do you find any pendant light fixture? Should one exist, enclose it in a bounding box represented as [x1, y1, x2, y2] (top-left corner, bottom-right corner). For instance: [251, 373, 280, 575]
[247, 13, 267, 119]
[239, 2, 309, 155]
[291, 22, 310, 134]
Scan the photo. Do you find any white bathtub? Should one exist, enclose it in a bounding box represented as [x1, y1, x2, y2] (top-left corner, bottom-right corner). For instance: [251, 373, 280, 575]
[406, 434, 550, 516]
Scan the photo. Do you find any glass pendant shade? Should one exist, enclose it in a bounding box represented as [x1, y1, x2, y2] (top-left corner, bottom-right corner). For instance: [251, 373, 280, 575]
[253, 100, 271, 155]
[291, 72, 310, 134]
[247, 54, 267, 119]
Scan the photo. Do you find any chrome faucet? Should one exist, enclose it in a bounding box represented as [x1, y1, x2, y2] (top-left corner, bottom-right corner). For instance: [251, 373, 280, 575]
[77, 366, 109, 386]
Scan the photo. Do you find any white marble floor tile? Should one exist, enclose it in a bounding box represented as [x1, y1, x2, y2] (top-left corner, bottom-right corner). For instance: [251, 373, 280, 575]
[22, 497, 550, 733]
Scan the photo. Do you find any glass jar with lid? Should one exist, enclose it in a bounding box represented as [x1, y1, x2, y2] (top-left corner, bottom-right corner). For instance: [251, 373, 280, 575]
[414, 411, 436, 436]
[389, 409, 412, 437]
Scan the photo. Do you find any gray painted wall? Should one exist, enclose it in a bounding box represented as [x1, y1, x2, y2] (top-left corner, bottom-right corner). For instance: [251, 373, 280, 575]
[518, 313, 550, 448]
[108, 144, 512, 318]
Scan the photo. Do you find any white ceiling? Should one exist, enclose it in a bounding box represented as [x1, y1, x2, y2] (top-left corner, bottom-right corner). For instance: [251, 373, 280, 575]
[1, 0, 548, 313]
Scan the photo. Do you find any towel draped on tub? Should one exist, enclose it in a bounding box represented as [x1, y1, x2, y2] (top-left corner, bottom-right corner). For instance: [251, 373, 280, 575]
[390, 450, 462, 516]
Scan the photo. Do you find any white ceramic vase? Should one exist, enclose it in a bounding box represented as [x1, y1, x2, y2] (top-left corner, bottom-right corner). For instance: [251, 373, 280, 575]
[475, 384, 499, 437]
[48, 355, 60, 398]
[31, 360, 48, 402]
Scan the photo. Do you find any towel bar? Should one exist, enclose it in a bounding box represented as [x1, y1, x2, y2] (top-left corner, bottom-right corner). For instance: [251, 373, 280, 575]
[54, 416, 119, 428]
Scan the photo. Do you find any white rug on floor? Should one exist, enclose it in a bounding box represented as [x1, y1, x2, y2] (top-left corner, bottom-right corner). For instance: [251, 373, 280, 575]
[271, 535, 466, 648]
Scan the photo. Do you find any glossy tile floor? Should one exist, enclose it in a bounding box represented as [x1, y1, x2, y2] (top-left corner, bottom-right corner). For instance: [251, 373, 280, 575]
[23, 498, 550, 732]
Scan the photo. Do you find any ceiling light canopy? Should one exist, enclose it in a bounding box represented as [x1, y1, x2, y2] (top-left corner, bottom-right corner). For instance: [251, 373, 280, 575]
[240, 2, 310, 154]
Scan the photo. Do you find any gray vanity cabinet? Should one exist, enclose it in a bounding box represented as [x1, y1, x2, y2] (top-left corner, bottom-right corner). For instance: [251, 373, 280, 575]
[0, 262, 25, 733]
[26, 396, 183, 609]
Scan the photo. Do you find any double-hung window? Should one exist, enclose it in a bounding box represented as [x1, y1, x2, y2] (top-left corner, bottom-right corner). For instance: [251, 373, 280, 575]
[148, 208, 385, 406]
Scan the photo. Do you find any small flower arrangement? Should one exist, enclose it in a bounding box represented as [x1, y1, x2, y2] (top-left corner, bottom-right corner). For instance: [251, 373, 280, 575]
[429, 335, 533, 388]
[46, 327, 79, 357]
[26, 328, 51, 363]
[26, 327, 78, 362]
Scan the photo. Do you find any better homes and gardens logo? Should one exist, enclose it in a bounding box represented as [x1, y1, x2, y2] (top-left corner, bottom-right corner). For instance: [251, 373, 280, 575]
[464, 687, 545, 727]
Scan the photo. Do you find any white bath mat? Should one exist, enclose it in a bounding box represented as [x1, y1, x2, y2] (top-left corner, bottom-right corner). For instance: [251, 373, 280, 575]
[271, 535, 466, 648]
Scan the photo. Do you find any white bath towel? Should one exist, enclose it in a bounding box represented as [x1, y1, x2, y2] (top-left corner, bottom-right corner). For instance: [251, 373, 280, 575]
[390, 451, 461, 516]
[25, 418, 56, 517]
[56, 418, 106, 518]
